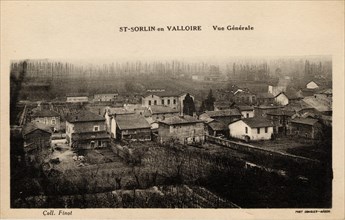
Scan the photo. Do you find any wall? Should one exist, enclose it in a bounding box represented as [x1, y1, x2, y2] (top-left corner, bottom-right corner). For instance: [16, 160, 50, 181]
[119, 128, 151, 141]
[158, 122, 205, 145]
[275, 94, 289, 106]
[250, 127, 273, 140]
[241, 110, 254, 118]
[66, 96, 89, 103]
[229, 120, 251, 140]
[32, 116, 61, 131]
[306, 81, 319, 89]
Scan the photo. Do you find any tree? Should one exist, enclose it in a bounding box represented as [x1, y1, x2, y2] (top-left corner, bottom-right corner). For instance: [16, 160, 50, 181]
[204, 89, 215, 111]
[182, 93, 196, 116]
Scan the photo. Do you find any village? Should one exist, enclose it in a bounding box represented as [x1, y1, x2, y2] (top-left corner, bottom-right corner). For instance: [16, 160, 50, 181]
[10, 58, 332, 208]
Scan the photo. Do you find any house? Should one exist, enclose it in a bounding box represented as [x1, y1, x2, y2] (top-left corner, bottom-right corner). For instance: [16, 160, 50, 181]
[22, 122, 52, 165]
[205, 120, 228, 137]
[256, 93, 275, 105]
[235, 105, 254, 118]
[214, 101, 235, 111]
[229, 117, 274, 141]
[141, 91, 195, 114]
[232, 89, 257, 105]
[115, 114, 151, 141]
[157, 115, 205, 145]
[94, 93, 118, 102]
[268, 85, 286, 96]
[199, 109, 242, 125]
[30, 109, 61, 132]
[104, 107, 134, 135]
[66, 110, 109, 149]
[274, 91, 303, 106]
[66, 93, 89, 103]
[266, 109, 294, 135]
[302, 96, 332, 116]
[289, 117, 322, 139]
[148, 105, 179, 121]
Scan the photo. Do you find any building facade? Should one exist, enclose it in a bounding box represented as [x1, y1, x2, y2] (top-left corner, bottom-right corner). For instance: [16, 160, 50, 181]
[30, 109, 61, 132]
[229, 118, 274, 141]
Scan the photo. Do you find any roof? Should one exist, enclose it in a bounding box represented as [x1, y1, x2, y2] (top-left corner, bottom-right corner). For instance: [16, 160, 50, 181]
[143, 90, 181, 98]
[302, 97, 332, 112]
[233, 117, 274, 128]
[204, 109, 241, 118]
[72, 131, 109, 141]
[290, 117, 319, 126]
[207, 120, 228, 131]
[255, 105, 283, 110]
[31, 109, 60, 118]
[276, 90, 303, 100]
[116, 114, 151, 130]
[236, 105, 254, 111]
[159, 115, 202, 125]
[22, 122, 52, 136]
[149, 105, 179, 114]
[318, 88, 332, 95]
[257, 93, 275, 99]
[106, 107, 134, 116]
[66, 110, 105, 123]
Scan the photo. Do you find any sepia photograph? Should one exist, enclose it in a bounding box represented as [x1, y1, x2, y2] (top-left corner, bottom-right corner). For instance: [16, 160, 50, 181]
[1, 1, 344, 219]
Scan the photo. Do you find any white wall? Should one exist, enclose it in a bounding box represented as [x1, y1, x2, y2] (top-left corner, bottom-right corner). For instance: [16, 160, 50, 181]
[110, 117, 116, 139]
[241, 110, 254, 118]
[229, 120, 273, 141]
[275, 93, 289, 106]
[250, 127, 273, 140]
[306, 81, 319, 89]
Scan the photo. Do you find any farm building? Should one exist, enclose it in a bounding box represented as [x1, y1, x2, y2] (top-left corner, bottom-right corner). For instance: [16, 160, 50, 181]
[199, 109, 242, 125]
[22, 122, 52, 166]
[256, 93, 275, 105]
[30, 109, 61, 132]
[104, 107, 134, 135]
[66, 110, 109, 149]
[94, 93, 118, 102]
[229, 117, 274, 141]
[158, 115, 205, 145]
[205, 120, 228, 137]
[289, 117, 322, 139]
[148, 105, 179, 121]
[254, 105, 283, 118]
[66, 93, 89, 103]
[115, 114, 151, 141]
[235, 105, 254, 118]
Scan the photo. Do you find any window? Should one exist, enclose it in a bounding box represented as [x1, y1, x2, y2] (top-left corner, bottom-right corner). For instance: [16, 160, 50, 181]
[52, 119, 56, 125]
[93, 126, 100, 131]
[245, 127, 248, 134]
[246, 113, 249, 118]
[168, 99, 171, 105]
[149, 100, 152, 105]
[154, 100, 157, 105]
[162, 100, 164, 105]
[173, 99, 176, 104]
[265, 127, 268, 133]
[257, 128, 260, 134]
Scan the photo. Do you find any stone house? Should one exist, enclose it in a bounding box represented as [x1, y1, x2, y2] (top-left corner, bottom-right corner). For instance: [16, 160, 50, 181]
[229, 117, 274, 141]
[157, 115, 205, 145]
[235, 105, 254, 118]
[199, 109, 242, 126]
[148, 105, 179, 121]
[22, 122, 52, 166]
[104, 107, 134, 136]
[256, 93, 275, 105]
[289, 117, 322, 139]
[66, 110, 109, 149]
[115, 114, 151, 141]
[30, 109, 61, 132]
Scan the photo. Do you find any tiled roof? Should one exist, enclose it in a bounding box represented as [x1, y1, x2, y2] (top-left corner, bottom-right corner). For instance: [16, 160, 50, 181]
[143, 91, 181, 98]
[255, 105, 283, 110]
[31, 109, 60, 117]
[205, 109, 241, 117]
[116, 114, 151, 130]
[290, 117, 319, 126]
[207, 120, 228, 131]
[106, 107, 134, 116]
[22, 122, 52, 136]
[72, 131, 109, 141]
[239, 117, 274, 128]
[66, 110, 105, 123]
[266, 109, 294, 117]
[302, 97, 332, 112]
[159, 115, 202, 125]
[149, 105, 179, 114]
